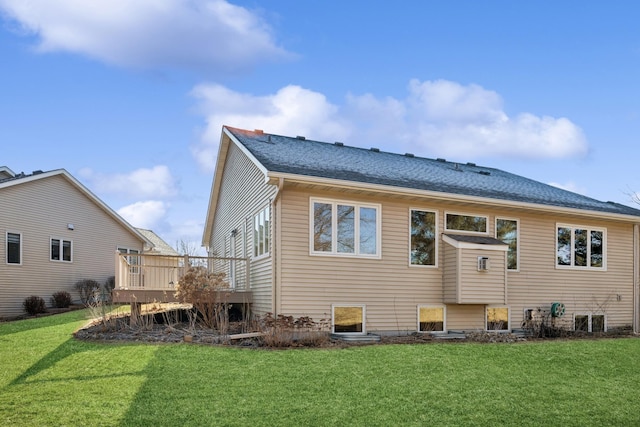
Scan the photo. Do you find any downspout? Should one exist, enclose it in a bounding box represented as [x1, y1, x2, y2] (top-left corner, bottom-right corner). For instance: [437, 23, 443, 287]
[634, 224, 639, 333]
[271, 177, 284, 316]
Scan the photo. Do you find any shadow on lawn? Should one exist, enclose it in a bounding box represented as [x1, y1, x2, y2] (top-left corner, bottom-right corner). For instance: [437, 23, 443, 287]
[0, 309, 88, 337]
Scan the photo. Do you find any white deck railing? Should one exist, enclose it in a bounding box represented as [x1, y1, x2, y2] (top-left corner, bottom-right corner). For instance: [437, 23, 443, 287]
[115, 253, 250, 291]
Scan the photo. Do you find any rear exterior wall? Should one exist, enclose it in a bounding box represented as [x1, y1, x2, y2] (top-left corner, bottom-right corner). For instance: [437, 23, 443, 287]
[277, 186, 636, 333]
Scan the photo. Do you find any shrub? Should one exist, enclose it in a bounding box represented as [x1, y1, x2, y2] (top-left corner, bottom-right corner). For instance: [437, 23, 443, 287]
[174, 267, 230, 331]
[260, 313, 330, 348]
[74, 279, 101, 306]
[51, 291, 72, 308]
[23, 295, 47, 315]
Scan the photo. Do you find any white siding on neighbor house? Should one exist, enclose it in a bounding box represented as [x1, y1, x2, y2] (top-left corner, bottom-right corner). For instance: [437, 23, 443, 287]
[276, 185, 638, 332]
[207, 143, 276, 316]
[0, 175, 144, 318]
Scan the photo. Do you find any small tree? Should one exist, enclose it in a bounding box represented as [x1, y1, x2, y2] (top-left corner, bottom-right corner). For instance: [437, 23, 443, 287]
[174, 267, 230, 331]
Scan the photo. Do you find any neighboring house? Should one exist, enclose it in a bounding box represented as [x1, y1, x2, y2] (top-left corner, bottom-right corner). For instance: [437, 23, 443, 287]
[203, 126, 640, 335]
[0, 167, 150, 318]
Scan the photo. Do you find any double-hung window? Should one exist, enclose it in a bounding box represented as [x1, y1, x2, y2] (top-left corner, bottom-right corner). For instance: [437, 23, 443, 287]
[51, 238, 72, 262]
[254, 205, 270, 258]
[556, 224, 605, 269]
[410, 209, 437, 266]
[496, 218, 518, 271]
[311, 199, 380, 257]
[6, 232, 21, 265]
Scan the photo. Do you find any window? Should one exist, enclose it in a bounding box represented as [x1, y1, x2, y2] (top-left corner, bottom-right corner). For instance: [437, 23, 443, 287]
[574, 314, 606, 332]
[118, 247, 140, 273]
[496, 218, 518, 270]
[445, 213, 487, 233]
[486, 307, 509, 331]
[556, 225, 605, 269]
[254, 205, 270, 258]
[332, 305, 365, 334]
[6, 232, 21, 265]
[410, 209, 437, 266]
[51, 238, 72, 262]
[418, 306, 445, 332]
[311, 199, 380, 257]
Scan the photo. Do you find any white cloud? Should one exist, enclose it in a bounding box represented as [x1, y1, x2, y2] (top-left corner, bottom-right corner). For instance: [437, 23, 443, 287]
[190, 83, 351, 170]
[117, 200, 167, 229]
[79, 165, 178, 199]
[548, 181, 588, 195]
[0, 0, 289, 73]
[191, 79, 588, 171]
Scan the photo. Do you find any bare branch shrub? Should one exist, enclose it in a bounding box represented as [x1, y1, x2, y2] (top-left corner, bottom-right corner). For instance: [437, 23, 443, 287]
[260, 313, 330, 348]
[174, 266, 230, 332]
[74, 279, 101, 306]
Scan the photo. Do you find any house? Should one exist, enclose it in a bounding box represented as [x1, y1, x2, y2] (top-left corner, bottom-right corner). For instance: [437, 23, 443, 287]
[202, 126, 640, 336]
[0, 167, 150, 318]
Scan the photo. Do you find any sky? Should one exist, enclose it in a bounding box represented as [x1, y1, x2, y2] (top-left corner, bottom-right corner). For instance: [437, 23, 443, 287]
[1, 1, 640, 253]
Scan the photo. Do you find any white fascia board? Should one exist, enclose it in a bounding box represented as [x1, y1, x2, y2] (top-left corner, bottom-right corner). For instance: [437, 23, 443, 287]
[201, 126, 271, 247]
[266, 172, 640, 223]
[442, 234, 508, 251]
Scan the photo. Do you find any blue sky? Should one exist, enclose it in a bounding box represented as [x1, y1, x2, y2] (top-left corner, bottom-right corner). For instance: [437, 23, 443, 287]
[2, 1, 639, 251]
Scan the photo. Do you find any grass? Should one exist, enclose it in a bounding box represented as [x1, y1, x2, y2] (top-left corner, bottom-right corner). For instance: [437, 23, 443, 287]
[2, 311, 640, 426]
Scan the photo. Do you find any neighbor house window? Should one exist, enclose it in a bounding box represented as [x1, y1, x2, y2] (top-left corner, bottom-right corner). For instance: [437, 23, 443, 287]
[574, 314, 606, 332]
[486, 307, 509, 331]
[445, 213, 488, 234]
[6, 232, 21, 265]
[410, 209, 437, 266]
[51, 238, 72, 262]
[556, 225, 605, 269]
[332, 305, 365, 334]
[254, 205, 270, 258]
[311, 199, 380, 257]
[496, 218, 518, 270]
[418, 306, 445, 332]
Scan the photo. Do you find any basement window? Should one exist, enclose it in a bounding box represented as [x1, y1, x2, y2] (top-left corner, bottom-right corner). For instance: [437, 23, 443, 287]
[418, 306, 445, 333]
[486, 307, 509, 331]
[332, 305, 365, 334]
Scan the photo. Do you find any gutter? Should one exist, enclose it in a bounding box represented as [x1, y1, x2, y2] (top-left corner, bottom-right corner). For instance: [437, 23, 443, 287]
[271, 177, 284, 316]
[266, 172, 640, 223]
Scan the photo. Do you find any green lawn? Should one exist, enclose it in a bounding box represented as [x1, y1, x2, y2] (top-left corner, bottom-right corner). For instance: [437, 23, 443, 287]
[2, 311, 640, 426]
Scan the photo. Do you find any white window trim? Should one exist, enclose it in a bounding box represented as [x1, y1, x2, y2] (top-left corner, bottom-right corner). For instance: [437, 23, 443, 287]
[50, 237, 73, 263]
[495, 217, 520, 272]
[409, 208, 438, 268]
[6, 231, 22, 266]
[310, 198, 381, 259]
[417, 304, 447, 333]
[253, 204, 271, 260]
[574, 313, 607, 332]
[444, 211, 489, 235]
[331, 304, 366, 335]
[555, 223, 607, 271]
[485, 306, 510, 332]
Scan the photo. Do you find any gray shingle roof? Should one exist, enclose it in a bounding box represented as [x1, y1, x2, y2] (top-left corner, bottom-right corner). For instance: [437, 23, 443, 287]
[227, 127, 640, 217]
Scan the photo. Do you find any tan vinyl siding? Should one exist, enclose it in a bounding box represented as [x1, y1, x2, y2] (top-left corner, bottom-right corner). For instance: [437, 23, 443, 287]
[0, 175, 143, 317]
[443, 244, 458, 303]
[456, 248, 506, 304]
[207, 143, 275, 315]
[277, 185, 638, 332]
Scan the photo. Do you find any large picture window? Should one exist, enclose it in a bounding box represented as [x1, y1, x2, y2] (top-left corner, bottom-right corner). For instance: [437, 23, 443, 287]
[496, 218, 518, 270]
[6, 232, 21, 265]
[445, 213, 488, 234]
[51, 238, 72, 262]
[254, 205, 270, 258]
[311, 199, 380, 257]
[556, 225, 605, 269]
[410, 209, 437, 266]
